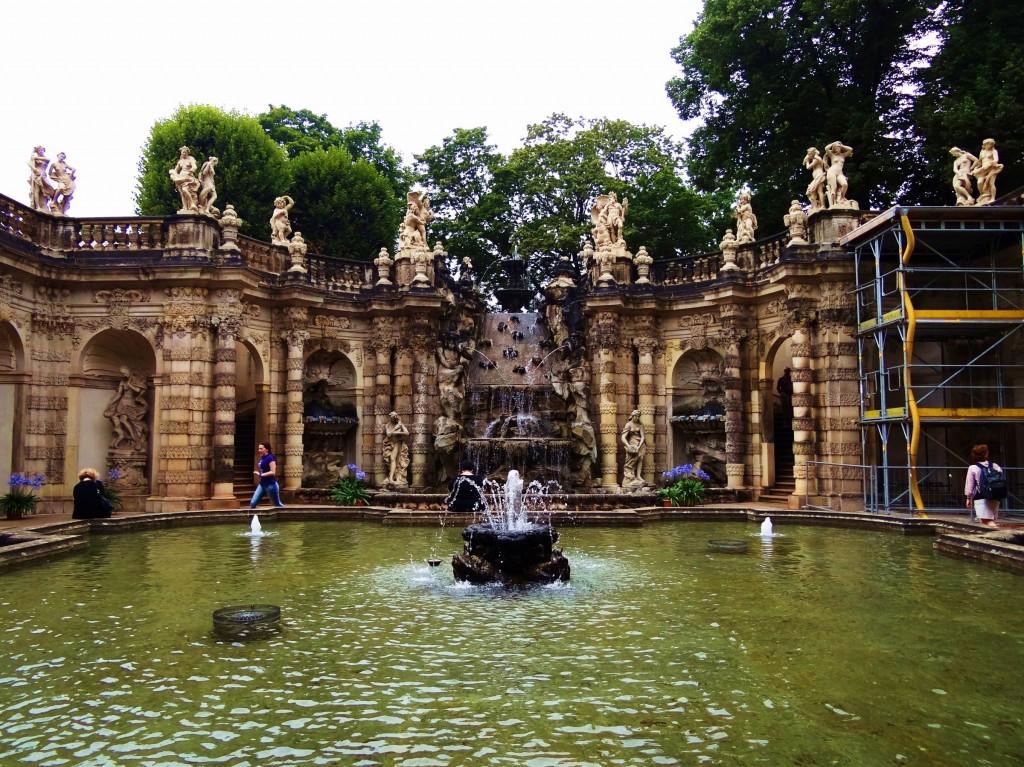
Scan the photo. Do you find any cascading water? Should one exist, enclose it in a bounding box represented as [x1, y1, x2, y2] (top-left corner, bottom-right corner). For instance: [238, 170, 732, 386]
[451, 469, 570, 585]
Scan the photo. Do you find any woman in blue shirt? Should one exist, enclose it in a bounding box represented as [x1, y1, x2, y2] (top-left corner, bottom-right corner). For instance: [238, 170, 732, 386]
[250, 442, 285, 509]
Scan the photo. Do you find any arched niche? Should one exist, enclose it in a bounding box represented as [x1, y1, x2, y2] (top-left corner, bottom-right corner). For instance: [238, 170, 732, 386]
[302, 349, 359, 488]
[669, 349, 726, 484]
[78, 329, 157, 482]
[0, 321, 27, 481]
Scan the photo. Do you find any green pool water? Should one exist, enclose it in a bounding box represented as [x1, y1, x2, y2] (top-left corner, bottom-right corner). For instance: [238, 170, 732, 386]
[2, 520, 1022, 766]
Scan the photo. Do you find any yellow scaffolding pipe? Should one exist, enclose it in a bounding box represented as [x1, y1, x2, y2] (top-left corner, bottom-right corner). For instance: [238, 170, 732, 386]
[898, 213, 926, 515]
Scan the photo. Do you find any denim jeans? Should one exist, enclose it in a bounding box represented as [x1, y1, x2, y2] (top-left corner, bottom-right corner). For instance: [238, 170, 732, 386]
[249, 481, 284, 509]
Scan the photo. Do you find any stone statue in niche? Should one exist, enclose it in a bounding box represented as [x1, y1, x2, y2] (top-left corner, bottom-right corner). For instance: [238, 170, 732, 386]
[949, 146, 978, 206]
[824, 141, 855, 208]
[47, 152, 76, 215]
[803, 147, 827, 211]
[437, 341, 469, 420]
[169, 146, 200, 213]
[620, 409, 647, 487]
[27, 146, 56, 212]
[270, 195, 295, 246]
[104, 367, 149, 450]
[399, 191, 433, 250]
[734, 192, 757, 244]
[382, 411, 410, 486]
[197, 156, 219, 216]
[972, 138, 1003, 206]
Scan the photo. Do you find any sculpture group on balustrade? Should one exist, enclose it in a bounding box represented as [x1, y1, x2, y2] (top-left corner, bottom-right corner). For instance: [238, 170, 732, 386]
[0, 135, 1013, 512]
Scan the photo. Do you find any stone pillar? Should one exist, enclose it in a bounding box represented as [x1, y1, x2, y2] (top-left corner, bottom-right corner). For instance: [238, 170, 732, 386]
[369, 317, 397, 487]
[653, 344, 669, 478]
[360, 345, 378, 474]
[590, 312, 621, 489]
[154, 288, 212, 510]
[281, 329, 309, 492]
[209, 321, 240, 506]
[409, 316, 434, 488]
[635, 335, 659, 486]
[719, 307, 750, 493]
[817, 300, 861, 510]
[790, 324, 814, 508]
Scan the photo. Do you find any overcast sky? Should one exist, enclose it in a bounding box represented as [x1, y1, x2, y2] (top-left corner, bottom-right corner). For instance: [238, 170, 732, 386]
[1, 0, 703, 217]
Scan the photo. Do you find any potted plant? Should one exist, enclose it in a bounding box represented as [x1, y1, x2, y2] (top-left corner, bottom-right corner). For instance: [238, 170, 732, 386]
[659, 464, 711, 507]
[1, 473, 46, 519]
[101, 469, 124, 513]
[330, 464, 371, 507]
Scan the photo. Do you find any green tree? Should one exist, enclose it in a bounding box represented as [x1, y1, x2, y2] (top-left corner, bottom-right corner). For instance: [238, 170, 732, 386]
[135, 105, 287, 234]
[667, 0, 939, 226]
[413, 127, 516, 289]
[505, 115, 720, 282]
[912, 0, 1024, 204]
[288, 146, 403, 259]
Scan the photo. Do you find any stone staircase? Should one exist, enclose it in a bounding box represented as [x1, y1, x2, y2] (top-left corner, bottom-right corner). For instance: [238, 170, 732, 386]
[233, 413, 257, 506]
[759, 410, 795, 504]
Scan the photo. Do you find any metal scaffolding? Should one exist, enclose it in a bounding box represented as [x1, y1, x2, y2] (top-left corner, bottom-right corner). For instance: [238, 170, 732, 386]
[845, 204, 1024, 514]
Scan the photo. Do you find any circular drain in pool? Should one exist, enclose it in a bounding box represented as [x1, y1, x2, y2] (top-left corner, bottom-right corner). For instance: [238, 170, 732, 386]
[212, 604, 281, 640]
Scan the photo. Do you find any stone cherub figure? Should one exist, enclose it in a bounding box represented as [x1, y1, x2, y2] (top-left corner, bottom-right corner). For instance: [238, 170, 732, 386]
[734, 191, 757, 244]
[104, 367, 149, 450]
[270, 195, 295, 246]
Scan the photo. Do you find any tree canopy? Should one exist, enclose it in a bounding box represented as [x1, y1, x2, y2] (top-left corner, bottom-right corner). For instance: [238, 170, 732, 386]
[667, 0, 940, 226]
[136, 105, 407, 257]
[135, 105, 287, 233]
[415, 116, 722, 299]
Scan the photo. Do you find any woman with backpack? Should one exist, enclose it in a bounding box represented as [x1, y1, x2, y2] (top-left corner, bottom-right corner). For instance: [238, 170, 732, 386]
[965, 444, 1003, 528]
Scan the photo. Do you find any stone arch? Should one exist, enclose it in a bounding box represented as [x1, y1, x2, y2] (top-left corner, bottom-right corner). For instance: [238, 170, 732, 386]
[232, 338, 266, 494]
[669, 349, 726, 484]
[761, 334, 795, 490]
[0, 320, 27, 481]
[302, 348, 360, 488]
[77, 328, 157, 496]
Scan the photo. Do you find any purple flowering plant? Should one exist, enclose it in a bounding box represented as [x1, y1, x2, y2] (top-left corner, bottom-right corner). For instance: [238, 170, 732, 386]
[658, 463, 711, 506]
[2, 472, 47, 517]
[330, 464, 371, 506]
[102, 468, 124, 511]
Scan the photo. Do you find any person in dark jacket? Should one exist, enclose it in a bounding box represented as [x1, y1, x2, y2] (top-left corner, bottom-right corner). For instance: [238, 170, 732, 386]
[72, 468, 111, 519]
[445, 459, 487, 513]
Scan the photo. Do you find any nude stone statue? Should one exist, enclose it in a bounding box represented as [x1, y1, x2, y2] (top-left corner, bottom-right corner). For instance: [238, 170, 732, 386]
[27, 146, 55, 212]
[197, 156, 219, 216]
[382, 411, 410, 485]
[433, 413, 465, 485]
[949, 147, 978, 206]
[620, 409, 647, 487]
[270, 195, 295, 246]
[824, 141, 854, 208]
[169, 146, 200, 213]
[47, 152, 76, 215]
[103, 367, 149, 450]
[803, 147, 827, 211]
[972, 138, 1003, 206]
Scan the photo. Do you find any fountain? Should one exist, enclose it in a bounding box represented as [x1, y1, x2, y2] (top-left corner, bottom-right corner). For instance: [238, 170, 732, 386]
[451, 469, 570, 585]
[761, 516, 774, 536]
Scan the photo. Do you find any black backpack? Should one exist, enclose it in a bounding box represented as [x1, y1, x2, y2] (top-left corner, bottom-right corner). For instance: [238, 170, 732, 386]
[976, 462, 1008, 500]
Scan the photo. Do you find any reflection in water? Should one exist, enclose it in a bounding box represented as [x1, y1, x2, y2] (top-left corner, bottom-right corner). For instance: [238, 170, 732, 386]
[1, 521, 1023, 765]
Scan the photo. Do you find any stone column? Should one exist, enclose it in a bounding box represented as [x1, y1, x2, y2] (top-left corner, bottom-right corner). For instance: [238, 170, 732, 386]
[155, 287, 212, 510]
[360, 345, 378, 475]
[790, 323, 814, 508]
[209, 319, 240, 506]
[653, 344, 668, 478]
[817, 299, 861, 510]
[590, 312, 621, 489]
[281, 329, 309, 492]
[409, 316, 434, 488]
[635, 335, 659, 486]
[369, 317, 397, 487]
[719, 308, 749, 493]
